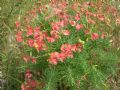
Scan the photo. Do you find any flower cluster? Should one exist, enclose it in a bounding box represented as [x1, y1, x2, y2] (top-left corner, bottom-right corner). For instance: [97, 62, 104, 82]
[21, 70, 37, 90]
[15, 1, 109, 65]
[48, 43, 83, 65]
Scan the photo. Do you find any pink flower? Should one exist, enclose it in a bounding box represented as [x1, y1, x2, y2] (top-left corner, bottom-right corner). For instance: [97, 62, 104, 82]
[21, 83, 26, 90]
[48, 58, 58, 65]
[27, 39, 34, 47]
[27, 26, 33, 36]
[59, 20, 66, 27]
[25, 70, 32, 79]
[34, 27, 40, 39]
[48, 52, 59, 65]
[62, 30, 70, 36]
[61, 44, 72, 52]
[50, 52, 59, 59]
[31, 58, 37, 63]
[16, 31, 23, 42]
[27, 80, 37, 88]
[69, 20, 76, 26]
[76, 24, 83, 31]
[75, 14, 80, 21]
[47, 37, 55, 43]
[50, 30, 60, 39]
[58, 52, 67, 62]
[91, 33, 99, 40]
[71, 44, 78, 52]
[52, 24, 60, 31]
[16, 36, 23, 42]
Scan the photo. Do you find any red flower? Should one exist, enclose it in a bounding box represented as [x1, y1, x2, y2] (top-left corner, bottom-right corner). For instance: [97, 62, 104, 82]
[34, 41, 45, 51]
[16, 36, 23, 42]
[48, 58, 58, 65]
[31, 58, 37, 63]
[60, 44, 73, 58]
[62, 30, 70, 36]
[27, 39, 34, 47]
[16, 31, 23, 42]
[27, 80, 37, 88]
[91, 33, 99, 40]
[59, 20, 66, 27]
[27, 26, 33, 36]
[76, 24, 83, 31]
[58, 52, 67, 62]
[25, 70, 32, 79]
[61, 44, 72, 52]
[47, 37, 55, 43]
[34, 27, 40, 39]
[50, 30, 60, 39]
[52, 24, 60, 31]
[71, 44, 78, 52]
[21, 83, 26, 90]
[69, 20, 76, 26]
[48, 52, 59, 65]
[75, 14, 80, 21]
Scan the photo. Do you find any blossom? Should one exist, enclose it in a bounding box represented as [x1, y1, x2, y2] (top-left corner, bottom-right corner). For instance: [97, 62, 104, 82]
[58, 52, 67, 62]
[27, 80, 37, 88]
[52, 24, 60, 31]
[48, 52, 59, 65]
[61, 44, 72, 52]
[75, 14, 80, 21]
[50, 30, 60, 39]
[34, 27, 41, 39]
[25, 70, 32, 79]
[69, 20, 76, 26]
[48, 58, 58, 65]
[31, 58, 37, 63]
[76, 24, 83, 31]
[16, 31, 23, 42]
[60, 44, 74, 58]
[27, 39, 34, 47]
[71, 44, 78, 52]
[47, 37, 55, 43]
[91, 33, 99, 40]
[27, 26, 33, 36]
[62, 30, 70, 36]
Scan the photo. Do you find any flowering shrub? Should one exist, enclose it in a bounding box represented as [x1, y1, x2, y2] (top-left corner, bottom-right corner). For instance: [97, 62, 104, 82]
[14, 1, 119, 90]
